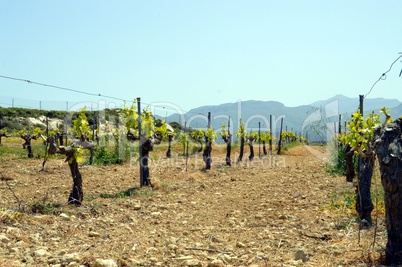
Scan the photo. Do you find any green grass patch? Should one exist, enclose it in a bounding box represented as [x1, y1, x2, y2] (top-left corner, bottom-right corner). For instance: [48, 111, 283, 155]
[30, 202, 62, 215]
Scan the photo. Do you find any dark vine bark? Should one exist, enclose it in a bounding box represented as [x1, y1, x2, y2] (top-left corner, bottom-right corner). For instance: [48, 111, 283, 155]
[262, 141, 267, 155]
[68, 158, 83, 205]
[222, 134, 232, 166]
[248, 137, 255, 161]
[374, 118, 402, 265]
[56, 132, 64, 146]
[127, 132, 161, 186]
[47, 136, 93, 206]
[21, 135, 38, 158]
[198, 140, 203, 153]
[166, 135, 172, 158]
[345, 145, 355, 182]
[237, 137, 244, 162]
[355, 154, 374, 224]
[203, 136, 212, 170]
[0, 133, 8, 145]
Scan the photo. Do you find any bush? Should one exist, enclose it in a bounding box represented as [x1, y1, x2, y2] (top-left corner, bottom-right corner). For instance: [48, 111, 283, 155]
[91, 147, 123, 165]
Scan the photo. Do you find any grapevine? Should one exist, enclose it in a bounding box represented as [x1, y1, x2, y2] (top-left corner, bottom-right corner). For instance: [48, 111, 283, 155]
[236, 121, 246, 162]
[219, 122, 232, 166]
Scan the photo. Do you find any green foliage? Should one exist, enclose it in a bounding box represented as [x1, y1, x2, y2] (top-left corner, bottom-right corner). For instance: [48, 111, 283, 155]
[0, 107, 66, 120]
[325, 143, 350, 176]
[100, 189, 135, 199]
[70, 144, 84, 163]
[340, 110, 381, 153]
[380, 106, 392, 124]
[15, 127, 41, 138]
[204, 128, 217, 142]
[155, 122, 173, 139]
[329, 188, 356, 215]
[121, 102, 139, 135]
[142, 108, 155, 138]
[236, 121, 246, 139]
[190, 129, 204, 141]
[260, 131, 272, 142]
[91, 147, 123, 165]
[179, 131, 188, 146]
[219, 122, 230, 138]
[30, 202, 62, 215]
[248, 131, 258, 141]
[33, 127, 42, 137]
[16, 129, 27, 136]
[73, 108, 91, 140]
[281, 130, 297, 142]
[120, 102, 166, 139]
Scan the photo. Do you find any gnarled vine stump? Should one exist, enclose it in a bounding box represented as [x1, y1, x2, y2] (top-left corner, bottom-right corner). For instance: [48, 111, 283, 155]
[374, 118, 402, 265]
[345, 145, 355, 182]
[248, 137, 255, 161]
[222, 134, 232, 166]
[47, 136, 94, 206]
[356, 154, 374, 224]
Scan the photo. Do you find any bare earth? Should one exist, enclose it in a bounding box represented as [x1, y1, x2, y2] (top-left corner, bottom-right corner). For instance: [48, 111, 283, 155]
[0, 144, 387, 267]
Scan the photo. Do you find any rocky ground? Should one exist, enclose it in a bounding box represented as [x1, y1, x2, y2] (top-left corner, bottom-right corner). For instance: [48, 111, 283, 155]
[0, 143, 387, 266]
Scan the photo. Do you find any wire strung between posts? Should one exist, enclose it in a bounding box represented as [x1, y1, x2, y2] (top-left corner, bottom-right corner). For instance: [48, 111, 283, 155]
[0, 74, 219, 120]
[364, 53, 402, 99]
[0, 74, 129, 102]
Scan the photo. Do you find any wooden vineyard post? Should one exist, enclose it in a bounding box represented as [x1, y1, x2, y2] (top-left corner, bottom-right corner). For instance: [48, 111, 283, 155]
[269, 115, 273, 155]
[203, 112, 212, 170]
[356, 95, 374, 225]
[89, 111, 96, 165]
[137, 97, 146, 187]
[225, 117, 232, 166]
[277, 117, 284, 154]
[258, 122, 261, 159]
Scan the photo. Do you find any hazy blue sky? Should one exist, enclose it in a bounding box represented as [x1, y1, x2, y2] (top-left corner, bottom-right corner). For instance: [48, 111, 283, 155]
[1, 1, 401, 113]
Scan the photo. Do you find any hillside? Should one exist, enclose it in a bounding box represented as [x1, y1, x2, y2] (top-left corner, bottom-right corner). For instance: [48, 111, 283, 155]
[165, 95, 401, 141]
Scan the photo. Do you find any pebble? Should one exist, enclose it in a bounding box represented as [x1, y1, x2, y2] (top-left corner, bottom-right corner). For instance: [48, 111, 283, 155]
[208, 259, 225, 267]
[0, 233, 10, 243]
[62, 252, 81, 263]
[294, 249, 309, 262]
[151, 212, 162, 218]
[33, 248, 50, 257]
[236, 241, 246, 248]
[183, 259, 202, 267]
[88, 231, 101, 237]
[94, 259, 118, 267]
[59, 213, 71, 221]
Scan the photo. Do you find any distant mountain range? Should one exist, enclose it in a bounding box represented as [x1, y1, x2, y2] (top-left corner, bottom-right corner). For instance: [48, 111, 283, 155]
[162, 95, 402, 142]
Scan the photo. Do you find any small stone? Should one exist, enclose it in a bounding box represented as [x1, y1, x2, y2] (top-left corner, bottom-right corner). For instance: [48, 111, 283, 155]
[33, 248, 50, 257]
[62, 253, 81, 263]
[94, 258, 118, 267]
[0, 234, 10, 243]
[59, 213, 71, 221]
[279, 214, 288, 220]
[255, 213, 263, 219]
[133, 203, 141, 210]
[88, 231, 101, 237]
[236, 241, 246, 248]
[293, 192, 302, 198]
[151, 212, 162, 218]
[208, 259, 225, 267]
[294, 249, 309, 262]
